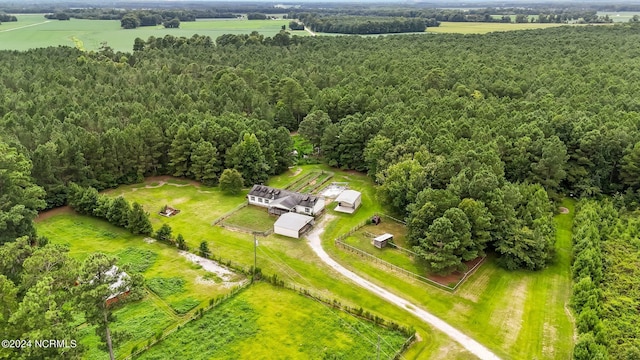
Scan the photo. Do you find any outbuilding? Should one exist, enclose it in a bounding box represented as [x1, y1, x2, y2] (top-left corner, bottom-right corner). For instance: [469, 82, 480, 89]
[334, 190, 362, 214]
[373, 233, 393, 249]
[273, 212, 315, 239]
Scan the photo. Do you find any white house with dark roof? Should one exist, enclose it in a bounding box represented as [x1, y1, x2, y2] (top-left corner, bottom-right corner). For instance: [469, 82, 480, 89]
[247, 185, 325, 216]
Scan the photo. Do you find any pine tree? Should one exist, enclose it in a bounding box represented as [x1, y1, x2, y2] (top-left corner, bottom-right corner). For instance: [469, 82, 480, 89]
[168, 125, 193, 177]
[176, 234, 188, 250]
[226, 133, 269, 185]
[199, 241, 211, 259]
[155, 224, 173, 243]
[106, 197, 130, 228]
[127, 202, 153, 235]
[190, 140, 220, 186]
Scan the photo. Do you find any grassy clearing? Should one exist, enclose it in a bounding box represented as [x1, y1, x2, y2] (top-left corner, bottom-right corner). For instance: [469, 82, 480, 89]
[323, 194, 577, 359]
[138, 282, 409, 360]
[0, 15, 305, 52]
[107, 181, 244, 251]
[341, 223, 428, 275]
[427, 21, 571, 34]
[221, 205, 275, 232]
[37, 166, 571, 358]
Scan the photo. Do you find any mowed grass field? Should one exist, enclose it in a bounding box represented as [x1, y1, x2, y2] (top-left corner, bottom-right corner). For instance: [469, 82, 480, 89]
[0, 14, 303, 52]
[138, 282, 409, 360]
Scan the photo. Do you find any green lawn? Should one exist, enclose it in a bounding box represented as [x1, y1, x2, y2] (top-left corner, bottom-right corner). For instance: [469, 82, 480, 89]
[106, 179, 246, 251]
[324, 193, 577, 359]
[0, 15, 305, 52]
[222, 205, 276, 232]
[138, 282, 409, 360]
[36, 213, 247, 358]
[35, 166, 574, 359]
[341, 222, 428, 276]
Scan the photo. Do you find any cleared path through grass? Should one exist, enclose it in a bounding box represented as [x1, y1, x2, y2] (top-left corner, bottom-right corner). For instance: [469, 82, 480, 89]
[0, 20, 51, 32]
[307, 215, 501, 360]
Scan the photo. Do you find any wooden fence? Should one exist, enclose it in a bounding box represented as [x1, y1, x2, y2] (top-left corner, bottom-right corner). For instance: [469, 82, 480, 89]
[335, 239, 455, 291]
[393, 333, 416, 360]
[211, 202, 248, 226]
[334, 214, 485, 292]
[123, 280, 252, 360]
[335, 239, 485, 292]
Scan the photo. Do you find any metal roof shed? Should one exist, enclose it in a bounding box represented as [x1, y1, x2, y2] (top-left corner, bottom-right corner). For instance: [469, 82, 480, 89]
[373, 233, 393, 249]
[334, 190, 362, 214]
[273, 212, 315, 239]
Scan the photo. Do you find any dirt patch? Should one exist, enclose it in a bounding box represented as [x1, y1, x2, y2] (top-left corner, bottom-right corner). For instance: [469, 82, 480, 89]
[143, 237, 157, 244]
[291, 167, 303, 177]
[559, 207, 569, 214]
[426, 257, 485, 289]
[451, 302, 472, 317]
[179, 251, 246, 288]
[35, 206, 74, 223]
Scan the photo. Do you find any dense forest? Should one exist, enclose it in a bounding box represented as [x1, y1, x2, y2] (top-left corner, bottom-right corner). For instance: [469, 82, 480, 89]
[3, 23, 640, 357]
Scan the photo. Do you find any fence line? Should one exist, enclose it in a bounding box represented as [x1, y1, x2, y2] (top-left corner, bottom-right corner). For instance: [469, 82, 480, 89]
[393, 333, 416, 360]
[123, 281, 252, 360]
[211, 202, 248, 226]
[335, 237, 486, 292]
[335, 239, 455, 291]
[380, 213, 407, 225]
[335, 220, 369, 242]
[387, 242, 419, 257]
[218, 222, 272, 236]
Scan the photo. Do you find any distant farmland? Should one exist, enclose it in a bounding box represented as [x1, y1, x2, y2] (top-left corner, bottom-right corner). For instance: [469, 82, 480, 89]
[0, 14, 303, 52]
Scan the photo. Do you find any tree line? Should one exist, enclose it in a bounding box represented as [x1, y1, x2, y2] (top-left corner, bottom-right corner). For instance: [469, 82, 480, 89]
[296, 15, 429, 34]
[571, 200, 640, 359]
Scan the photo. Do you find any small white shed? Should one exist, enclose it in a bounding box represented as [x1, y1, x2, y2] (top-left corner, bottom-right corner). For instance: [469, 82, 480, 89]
[334, 190, 362, 214]
[274, 212, 314, 239]
[373, 233, 393, 249]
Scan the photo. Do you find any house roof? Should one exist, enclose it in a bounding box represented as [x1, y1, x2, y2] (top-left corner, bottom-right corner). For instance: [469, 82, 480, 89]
[335, 190, 361, 204]
[274, 212, 314, 231]
[248, 185, 321, 209]
[105, 266, 129, 300]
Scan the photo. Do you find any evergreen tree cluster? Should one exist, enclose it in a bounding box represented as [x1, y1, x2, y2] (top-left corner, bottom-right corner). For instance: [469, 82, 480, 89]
[297, 15, 427, 34]
[571, 201, 640, 359]
[67, 184, 153, 236]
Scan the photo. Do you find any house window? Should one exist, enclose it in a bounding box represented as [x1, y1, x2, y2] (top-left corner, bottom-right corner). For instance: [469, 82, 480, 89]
[265, 199, 269, 204]
[258, 198, 263, 203]
[305, 208, 310, 213]
[250, 196, 256, 201]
